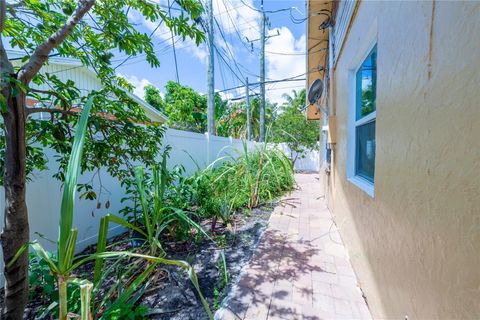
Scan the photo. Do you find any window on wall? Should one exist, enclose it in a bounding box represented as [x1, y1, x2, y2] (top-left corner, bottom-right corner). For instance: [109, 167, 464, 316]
[355, 46, 376, 183]
[348, 45, 377, 195]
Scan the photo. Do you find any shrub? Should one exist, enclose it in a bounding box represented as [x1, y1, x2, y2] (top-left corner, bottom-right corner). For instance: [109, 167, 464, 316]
[195, 143, 294, 229]
[100, 303, 148, 320]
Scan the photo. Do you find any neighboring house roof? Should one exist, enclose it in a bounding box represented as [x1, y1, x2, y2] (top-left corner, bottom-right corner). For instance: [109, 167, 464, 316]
[7, 50, 168, 123]
[121, 88, 168, 124]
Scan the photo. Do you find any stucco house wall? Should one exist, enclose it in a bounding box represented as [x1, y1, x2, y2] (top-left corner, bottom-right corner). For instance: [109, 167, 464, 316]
[323, 1, 479, 318]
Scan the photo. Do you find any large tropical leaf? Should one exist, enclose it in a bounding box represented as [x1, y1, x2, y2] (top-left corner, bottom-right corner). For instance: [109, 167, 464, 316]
[58, 96, 94, 272]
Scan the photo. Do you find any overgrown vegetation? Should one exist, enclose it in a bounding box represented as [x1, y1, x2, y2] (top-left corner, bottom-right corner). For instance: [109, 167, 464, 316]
[21, 133, 294, 318]
[271, 89, 320, 165]
[194, 141, 294, 231]
[0, 1, 205, 317]
[11, 98, 213, 320]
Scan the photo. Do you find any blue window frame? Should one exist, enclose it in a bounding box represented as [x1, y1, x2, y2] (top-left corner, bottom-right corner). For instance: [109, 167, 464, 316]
[354, 46, 377, 183]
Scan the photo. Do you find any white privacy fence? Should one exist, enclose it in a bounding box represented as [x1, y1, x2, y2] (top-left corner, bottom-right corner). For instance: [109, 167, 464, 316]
[277, 143, 320, 172]
[0, 129, 319, 285]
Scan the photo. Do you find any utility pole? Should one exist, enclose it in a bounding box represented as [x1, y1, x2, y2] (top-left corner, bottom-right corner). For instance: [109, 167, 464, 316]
[207, 0, 215, 135]
[244, 1, 280, 142]
[259, 0, 266, 142]
[246, 77, 252, 141]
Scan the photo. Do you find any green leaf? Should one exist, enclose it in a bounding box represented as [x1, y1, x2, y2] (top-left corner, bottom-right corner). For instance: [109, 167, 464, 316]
[93, 216, 108, 285]
[134, 166, 153, 239]
[111, 263, 156, 307]
[31, 241, 59, 274]
[0, 94, 7, 113]
[69, 251, 213, 319]
[58, 96, 94, 273]
[6, 241, 31, 268]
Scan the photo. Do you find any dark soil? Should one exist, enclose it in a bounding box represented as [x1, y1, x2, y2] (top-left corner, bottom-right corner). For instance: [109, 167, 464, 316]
[0, 203, 275, 320]
[145, 204, 274, 320]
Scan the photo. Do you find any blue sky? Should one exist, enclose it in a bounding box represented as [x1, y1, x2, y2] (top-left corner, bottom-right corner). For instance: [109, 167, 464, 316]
[117, 0, 307, 104]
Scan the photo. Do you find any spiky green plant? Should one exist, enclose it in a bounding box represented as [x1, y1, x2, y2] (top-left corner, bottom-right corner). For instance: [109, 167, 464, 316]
[10, 97, 214, 320]
[10, 96, 95, 320]
[92, 155, 214, 319]
[194, 134, 294, 222]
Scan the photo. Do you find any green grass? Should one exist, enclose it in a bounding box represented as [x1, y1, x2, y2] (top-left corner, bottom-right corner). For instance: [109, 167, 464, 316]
[195, 142, 294, 223]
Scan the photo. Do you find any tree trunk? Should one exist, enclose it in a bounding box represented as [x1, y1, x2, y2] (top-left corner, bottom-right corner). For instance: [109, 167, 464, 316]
[290, 149, 297, 168]
[1, 90, 29, 320]
[0, 1, 95, 317]
[292, 153, 299, 169]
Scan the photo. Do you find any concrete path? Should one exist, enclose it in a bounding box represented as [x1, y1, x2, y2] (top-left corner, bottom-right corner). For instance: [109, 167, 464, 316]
[215, 174, 372, 320]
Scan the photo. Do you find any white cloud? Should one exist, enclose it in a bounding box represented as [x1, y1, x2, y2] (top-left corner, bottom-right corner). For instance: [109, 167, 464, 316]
[218, 91, 234, 101]
[217, 85, 248, 102]
[265, 27, 306, 104]
[118, 73, 153, 99]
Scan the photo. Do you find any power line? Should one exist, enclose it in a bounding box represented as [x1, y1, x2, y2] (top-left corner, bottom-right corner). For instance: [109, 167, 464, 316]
[213, 3, 261, 79]
[228, 84, 304, 102]
[223, 0, 257, 53]
[213, 45, 245, 86]
[238, 0, 292, 14]
[113, 7, 169, 70]
[213, 12, 247, 82]
[218, 77, 306, 93]
[167, 0, 180, 83]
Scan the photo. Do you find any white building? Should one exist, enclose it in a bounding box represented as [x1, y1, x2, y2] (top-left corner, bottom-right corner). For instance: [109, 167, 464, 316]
[7, 50, 168, 123]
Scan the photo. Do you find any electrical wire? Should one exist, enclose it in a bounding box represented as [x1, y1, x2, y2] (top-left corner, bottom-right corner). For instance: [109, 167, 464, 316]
[223, 0, 258, 53]
[216, 48, 228, 91]
[167, 0, 180, 83]
[213, 13, 247, 82]
[213, 45, 245, 86]
[238, 0, 292, 14]
[115, 38, 180, 67]
[218, 78, 306, 94]
[113, 3, 170, 70]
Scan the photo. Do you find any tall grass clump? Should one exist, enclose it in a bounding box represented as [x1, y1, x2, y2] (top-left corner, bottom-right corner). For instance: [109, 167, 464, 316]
[196, 142, 294, 228]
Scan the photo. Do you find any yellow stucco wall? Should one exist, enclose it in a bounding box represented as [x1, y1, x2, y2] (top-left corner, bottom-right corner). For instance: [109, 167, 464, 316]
[328, 1, 480, 318]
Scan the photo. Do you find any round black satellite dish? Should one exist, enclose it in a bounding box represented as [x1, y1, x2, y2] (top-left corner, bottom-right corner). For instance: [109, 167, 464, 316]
[307, 79, 323, 105]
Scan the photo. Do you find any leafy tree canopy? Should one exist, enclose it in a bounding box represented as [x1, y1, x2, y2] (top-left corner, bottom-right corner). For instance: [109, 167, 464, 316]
[144, 84, 166, 113]
[144, 81, 279, 139]
[217, 96, 277, 140]
[144, 81, 226, 133]
[1, 0, 205, 189]
[270, 89, 319, 164]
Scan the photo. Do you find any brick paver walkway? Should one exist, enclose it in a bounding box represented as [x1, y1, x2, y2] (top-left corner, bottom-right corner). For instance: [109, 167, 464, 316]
[215, 174, 372, 320]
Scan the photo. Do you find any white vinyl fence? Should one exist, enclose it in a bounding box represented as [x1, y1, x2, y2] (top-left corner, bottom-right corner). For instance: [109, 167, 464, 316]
[277, 143, 320, 172]
[0, 128, 256, 285]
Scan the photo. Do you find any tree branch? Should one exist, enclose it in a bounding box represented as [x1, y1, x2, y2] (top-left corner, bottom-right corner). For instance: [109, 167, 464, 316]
[0, 0, 6, 33]
[0, 0, 14, 91]
[26, 107, 76, 116]
[18, 0, 95, 84]
[28, 88, 71, 108]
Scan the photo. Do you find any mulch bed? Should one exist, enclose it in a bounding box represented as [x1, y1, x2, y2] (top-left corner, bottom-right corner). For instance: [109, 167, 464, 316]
[0, 203, 276, 320]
